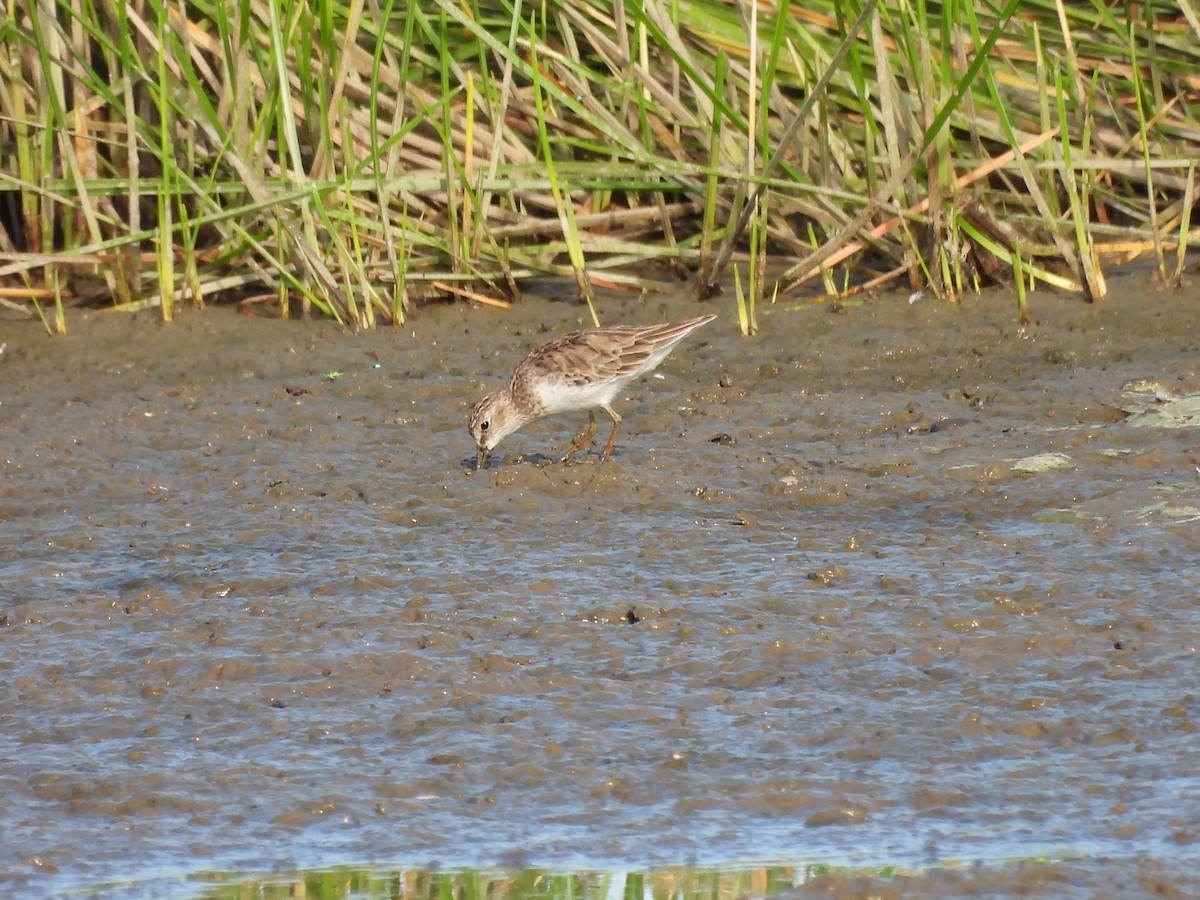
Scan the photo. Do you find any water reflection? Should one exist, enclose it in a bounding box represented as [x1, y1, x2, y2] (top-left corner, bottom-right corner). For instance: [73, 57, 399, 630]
[191, 865, 864, 900]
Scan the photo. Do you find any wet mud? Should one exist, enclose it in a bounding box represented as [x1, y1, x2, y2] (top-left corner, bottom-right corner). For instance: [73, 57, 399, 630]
[1, 271, 1198, 897]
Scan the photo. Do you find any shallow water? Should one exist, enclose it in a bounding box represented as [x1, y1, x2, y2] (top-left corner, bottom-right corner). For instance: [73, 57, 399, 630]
[1, 274, 1198, 897]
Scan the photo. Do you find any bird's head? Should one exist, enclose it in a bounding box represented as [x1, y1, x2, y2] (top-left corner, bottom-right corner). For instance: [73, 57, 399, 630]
[468, 389, 526, 469]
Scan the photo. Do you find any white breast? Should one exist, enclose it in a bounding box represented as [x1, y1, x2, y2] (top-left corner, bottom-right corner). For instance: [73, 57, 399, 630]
[534, 373, 626, 415]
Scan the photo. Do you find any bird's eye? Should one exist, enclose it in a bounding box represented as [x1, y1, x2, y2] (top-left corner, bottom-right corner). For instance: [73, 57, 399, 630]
[480, 420, 489, 431]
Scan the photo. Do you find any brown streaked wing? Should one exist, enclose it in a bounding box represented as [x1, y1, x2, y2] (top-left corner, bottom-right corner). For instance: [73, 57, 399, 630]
[515, 327, 640, 388]
[606, 318, 714, 377]
[512, 316, 713, 390]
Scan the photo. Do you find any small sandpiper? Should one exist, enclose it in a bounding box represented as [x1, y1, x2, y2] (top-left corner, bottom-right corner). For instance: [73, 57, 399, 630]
[469, 314, 716, 469]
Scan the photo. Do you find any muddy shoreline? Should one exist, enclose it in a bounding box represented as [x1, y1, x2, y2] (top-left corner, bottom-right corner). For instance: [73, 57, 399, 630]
[2, 273, 1198, 896]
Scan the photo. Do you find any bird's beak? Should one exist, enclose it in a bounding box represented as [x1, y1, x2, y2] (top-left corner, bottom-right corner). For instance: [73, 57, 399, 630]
[475, 445, 490, 470]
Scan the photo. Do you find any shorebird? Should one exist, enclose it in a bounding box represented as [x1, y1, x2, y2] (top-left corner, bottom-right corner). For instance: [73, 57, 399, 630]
[468, 315, 716, 469]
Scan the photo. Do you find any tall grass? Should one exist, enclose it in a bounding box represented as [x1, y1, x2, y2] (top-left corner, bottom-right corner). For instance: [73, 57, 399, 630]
[1, 0, 1198, 332]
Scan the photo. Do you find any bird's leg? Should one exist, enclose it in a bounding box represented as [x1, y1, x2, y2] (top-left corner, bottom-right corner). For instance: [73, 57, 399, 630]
[563, 411, 597, 463]
[600, 404, 622, 461]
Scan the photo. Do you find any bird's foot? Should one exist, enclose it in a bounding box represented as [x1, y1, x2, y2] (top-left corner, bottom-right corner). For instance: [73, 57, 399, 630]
[562, 418, 598, 463]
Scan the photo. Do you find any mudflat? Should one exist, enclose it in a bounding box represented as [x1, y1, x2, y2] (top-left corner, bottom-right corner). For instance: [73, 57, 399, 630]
[2, 272, 1198, 897]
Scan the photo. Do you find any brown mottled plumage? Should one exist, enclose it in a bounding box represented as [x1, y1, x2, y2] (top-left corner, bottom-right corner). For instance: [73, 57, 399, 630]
[469, 315, 716, 468]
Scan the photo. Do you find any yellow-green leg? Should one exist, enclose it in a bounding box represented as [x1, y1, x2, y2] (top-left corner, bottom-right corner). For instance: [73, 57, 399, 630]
[600, 404, 622, 461]
[562, 412, 598, 462]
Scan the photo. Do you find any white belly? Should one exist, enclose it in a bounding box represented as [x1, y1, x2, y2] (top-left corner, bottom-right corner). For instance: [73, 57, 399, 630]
[534, 375, 625, 416]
